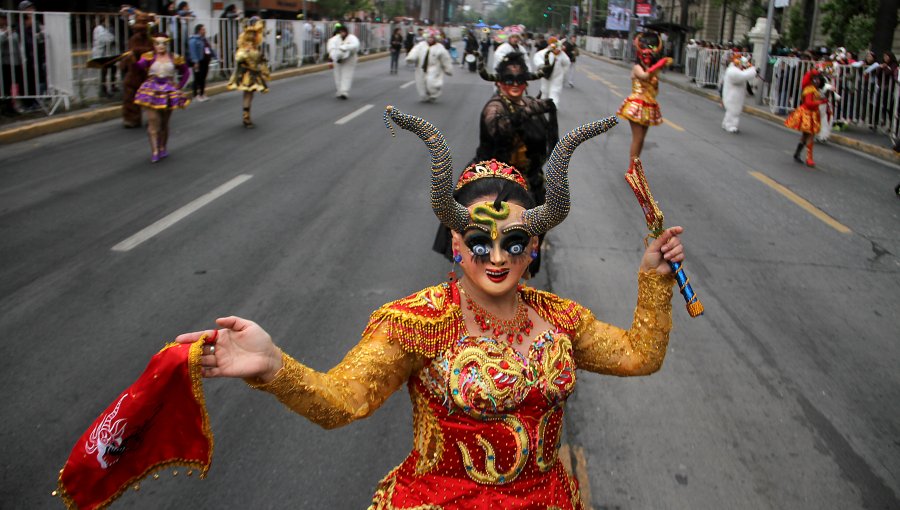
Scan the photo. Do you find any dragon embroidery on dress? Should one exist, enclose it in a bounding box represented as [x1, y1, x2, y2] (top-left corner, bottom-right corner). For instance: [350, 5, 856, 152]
[85, 394, 128, 469]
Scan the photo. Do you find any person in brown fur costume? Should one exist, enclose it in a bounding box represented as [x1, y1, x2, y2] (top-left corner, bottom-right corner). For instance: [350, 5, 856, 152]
[119, 7, 156, 128]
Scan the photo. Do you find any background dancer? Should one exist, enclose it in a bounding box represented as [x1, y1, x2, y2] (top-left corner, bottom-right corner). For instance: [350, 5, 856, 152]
[327, 23, 359, 99]
[785, 69, 828, 168]
[227, 17, 269, 128]
[533, 37, 570, 108]
[617, 32, 671, 166]
[133, 33, 190, 162]
[721, 54, 756, 133]
[406, 29, 453, 102]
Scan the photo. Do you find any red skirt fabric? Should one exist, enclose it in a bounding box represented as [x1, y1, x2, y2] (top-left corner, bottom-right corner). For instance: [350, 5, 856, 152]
[784, 107, 820, 134]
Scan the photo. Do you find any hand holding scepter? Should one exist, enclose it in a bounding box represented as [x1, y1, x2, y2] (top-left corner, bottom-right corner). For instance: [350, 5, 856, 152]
[626, 158, 704, 317]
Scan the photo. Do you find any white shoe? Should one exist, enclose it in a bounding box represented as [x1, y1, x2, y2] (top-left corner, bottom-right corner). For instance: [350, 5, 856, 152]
[197, 95, 209, 102]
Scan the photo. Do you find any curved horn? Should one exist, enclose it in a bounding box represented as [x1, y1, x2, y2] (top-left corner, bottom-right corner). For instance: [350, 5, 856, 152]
[523, 116, 619, 235]
[384, 106, 471, 233]
[477, 52, 499, 82]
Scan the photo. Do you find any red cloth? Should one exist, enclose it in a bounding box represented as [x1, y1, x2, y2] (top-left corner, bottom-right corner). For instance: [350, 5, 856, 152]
[56, 341, 212, 510]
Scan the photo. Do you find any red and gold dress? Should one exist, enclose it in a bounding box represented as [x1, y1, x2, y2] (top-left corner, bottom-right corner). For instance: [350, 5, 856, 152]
[617, 76, 662, 126]
[784, 85, 825, 134]
[248, 272, 675, 509]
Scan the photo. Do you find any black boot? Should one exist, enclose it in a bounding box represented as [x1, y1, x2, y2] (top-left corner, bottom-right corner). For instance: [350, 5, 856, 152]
[793, 142, 804, 163]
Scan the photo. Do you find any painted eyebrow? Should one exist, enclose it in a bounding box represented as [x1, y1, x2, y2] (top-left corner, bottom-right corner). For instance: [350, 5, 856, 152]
[500, 224, 528, 235]
[464, 225, 490, 234]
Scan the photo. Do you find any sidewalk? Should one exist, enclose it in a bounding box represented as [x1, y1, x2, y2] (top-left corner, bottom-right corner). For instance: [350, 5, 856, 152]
[586, 52, 900, 165]
[0, 52, 388, 146]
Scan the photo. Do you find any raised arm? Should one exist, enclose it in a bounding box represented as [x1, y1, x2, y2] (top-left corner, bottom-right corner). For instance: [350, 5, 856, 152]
[573, 226, 682, 376]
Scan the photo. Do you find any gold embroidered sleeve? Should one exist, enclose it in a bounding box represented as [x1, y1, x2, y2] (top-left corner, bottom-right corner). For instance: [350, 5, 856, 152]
[573, 270, 675, 376]
[246, 323, 419, 429]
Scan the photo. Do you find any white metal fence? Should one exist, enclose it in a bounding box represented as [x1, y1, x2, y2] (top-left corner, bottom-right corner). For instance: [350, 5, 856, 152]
[584, 36, 626, 60]
[683, 47, 749, 88]
[1, 10, 402, 116]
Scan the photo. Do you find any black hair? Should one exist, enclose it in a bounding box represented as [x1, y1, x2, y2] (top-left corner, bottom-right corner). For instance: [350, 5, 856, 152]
[454, 176, 536, 210]
[496, 51, 529, 76]
[194, 24, 204, 33]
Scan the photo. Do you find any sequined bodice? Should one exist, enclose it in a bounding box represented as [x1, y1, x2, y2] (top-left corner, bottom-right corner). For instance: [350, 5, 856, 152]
[148, 58, 175, 78]
[236, 47, 263, 66]
[630, 76, 659, 101]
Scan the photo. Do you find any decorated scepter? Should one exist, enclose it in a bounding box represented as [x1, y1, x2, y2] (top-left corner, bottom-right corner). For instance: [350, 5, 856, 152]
[625, 158, 704, 317]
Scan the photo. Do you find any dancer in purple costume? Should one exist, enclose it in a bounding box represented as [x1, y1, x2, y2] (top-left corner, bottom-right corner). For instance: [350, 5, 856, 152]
[134, 33, 190, 163]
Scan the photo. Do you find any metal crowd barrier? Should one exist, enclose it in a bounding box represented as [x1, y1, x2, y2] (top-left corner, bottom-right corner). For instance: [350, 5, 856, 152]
[584, 36, 626, 60]
[1, 10, 397, 116]
[681, 47, 749, 89]
[764, 56, 900, 141]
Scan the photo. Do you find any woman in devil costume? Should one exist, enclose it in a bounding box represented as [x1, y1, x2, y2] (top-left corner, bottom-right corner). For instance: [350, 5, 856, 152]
[785, 68, 828, 167]
[177, 106, 687, 509]
[617, 32, 671, 167]
[434, 51, 557, 275]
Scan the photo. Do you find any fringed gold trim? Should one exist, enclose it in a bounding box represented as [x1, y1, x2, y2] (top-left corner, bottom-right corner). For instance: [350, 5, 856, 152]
[54, 341, 213, 509]
[364, 284, 463, 358]
[520, 287, 594, 338]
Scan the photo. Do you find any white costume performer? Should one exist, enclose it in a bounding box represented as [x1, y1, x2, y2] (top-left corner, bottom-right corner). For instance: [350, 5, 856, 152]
[406, 38, 453, 102]
[721, 57, 757, 133]
[493, 38, 532, 72]
[533, 43, 570, 107]
[816, 63, 840, 142]
[327, 27, 360, 99]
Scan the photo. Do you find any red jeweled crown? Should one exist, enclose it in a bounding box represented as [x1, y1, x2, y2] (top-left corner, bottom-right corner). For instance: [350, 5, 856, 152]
[456, 159, 529, 191]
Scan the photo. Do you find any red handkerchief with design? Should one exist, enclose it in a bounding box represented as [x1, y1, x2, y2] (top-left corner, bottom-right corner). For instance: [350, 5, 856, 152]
[55, 341, 213, 509]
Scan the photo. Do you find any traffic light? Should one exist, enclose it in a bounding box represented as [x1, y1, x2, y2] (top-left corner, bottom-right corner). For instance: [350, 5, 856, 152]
[547, 5, 552, 10]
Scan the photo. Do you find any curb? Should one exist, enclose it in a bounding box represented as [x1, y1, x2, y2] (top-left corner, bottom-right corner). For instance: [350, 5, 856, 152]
[584, 52, 900, 165]
[0, 51, 388, 145]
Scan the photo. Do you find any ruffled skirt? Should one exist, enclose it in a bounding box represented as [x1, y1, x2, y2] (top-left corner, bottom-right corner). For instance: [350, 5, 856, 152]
[784, 107, 820, 134]
[134, 76, 190, 110]
[617, 96, 662, 126]
[227, 64, 270, 93]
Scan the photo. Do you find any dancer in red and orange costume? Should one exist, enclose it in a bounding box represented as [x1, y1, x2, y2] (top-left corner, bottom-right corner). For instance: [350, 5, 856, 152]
[173, 107, 687, 509]
[617, 31, 672, 167]
[785, 68, 828, 167]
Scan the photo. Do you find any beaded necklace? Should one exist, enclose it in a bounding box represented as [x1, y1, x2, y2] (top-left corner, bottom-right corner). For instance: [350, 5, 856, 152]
[458, 283, 533, 344]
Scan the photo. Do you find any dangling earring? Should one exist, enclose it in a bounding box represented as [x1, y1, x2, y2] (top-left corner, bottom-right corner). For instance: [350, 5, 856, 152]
[448, 251, 462, 282]
[530, 249, 539, 260]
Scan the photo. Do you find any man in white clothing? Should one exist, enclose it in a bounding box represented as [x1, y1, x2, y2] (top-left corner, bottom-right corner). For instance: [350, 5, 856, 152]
[406, 31, 453, 102]
[327, 24, 360, 99]
[533, 37, 570, 107]
[721, 55, 757, 133]
[493, 33, 531, 72]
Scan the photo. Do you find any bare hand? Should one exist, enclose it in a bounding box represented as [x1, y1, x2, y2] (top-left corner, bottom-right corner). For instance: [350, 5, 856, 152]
[638, 226, 685, 274]
[175, 316, 283, 381]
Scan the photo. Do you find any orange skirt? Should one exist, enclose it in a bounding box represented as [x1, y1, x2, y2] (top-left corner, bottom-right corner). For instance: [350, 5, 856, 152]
[617, 96, 662, 126]
[784, 107, 820, 134]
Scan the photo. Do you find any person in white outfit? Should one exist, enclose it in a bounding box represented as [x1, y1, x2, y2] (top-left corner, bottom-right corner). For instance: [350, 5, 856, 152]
[816, 62, 840, 142]
[721, 55, 757, 133]
[326, 24, 359, 99]
[532, 37, 570, 107]
[406, 31, 453, 102]
[493, 33, 531, 72]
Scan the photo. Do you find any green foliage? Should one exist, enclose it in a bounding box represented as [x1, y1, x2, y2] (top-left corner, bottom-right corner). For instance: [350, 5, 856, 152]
[784, 1, 807, 48]
[819, 0, 876, 48]
[844, 13, 876, 53]
[317, 0, 375, 19]
[383, 0, 405, 20]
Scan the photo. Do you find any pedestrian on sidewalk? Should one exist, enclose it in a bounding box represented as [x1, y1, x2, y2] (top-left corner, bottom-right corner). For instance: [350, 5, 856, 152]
[785, 68, 828, 167]
[617, 32, 671, 166]
[226, 18, 269, 128]
[0, 15, 22, 116]
[389, 28, 403, 74]
[133, 33, 191, 163]
[721, 54, 756, 133]
[326, 23, 359, 99]
[91, 16, 117, 98]
[188, 24, 215, 102]
[406, 29, 452, 103]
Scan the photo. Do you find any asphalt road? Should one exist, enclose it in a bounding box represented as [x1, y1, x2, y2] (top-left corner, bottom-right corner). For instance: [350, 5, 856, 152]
[1, 53, 898, 510]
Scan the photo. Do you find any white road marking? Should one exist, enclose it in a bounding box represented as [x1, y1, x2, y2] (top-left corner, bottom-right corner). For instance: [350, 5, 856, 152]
[335, 104, 374, 125]
[400, 80, 416, 89]
[111, 174, 253, 252]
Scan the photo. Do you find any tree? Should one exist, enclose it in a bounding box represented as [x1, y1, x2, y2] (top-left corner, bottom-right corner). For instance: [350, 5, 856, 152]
[871, 0, 899, 55]
[317, 0, 375, 19]
[783, 1, 808, 49]
[819, 0, 877, 50]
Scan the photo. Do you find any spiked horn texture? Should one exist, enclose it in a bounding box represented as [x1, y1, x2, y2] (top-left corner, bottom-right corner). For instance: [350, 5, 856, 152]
[522, 116, 619, 235]
[384, 105, 471, 233]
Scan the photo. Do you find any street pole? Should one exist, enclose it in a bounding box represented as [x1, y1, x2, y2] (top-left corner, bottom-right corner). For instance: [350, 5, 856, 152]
[758, 0, 775, 105]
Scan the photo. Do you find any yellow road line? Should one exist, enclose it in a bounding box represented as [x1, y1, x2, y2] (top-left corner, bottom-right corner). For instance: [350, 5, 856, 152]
[662, 118, 685, 132]
[749, 171, 852, 234]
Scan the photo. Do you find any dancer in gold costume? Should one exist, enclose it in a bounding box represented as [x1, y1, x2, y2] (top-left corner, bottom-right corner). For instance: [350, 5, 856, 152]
[176, 107, 687, 509]
[227, 17, 269, 128]
[617, 32, 671, 166]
